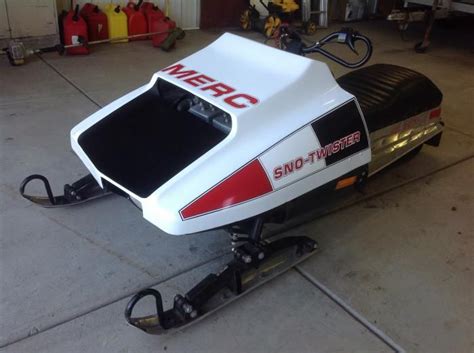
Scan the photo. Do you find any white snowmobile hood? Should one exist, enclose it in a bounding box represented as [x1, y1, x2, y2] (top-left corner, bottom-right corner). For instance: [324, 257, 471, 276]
[70, 33, 368, 235]
[154, 32, 338, 120]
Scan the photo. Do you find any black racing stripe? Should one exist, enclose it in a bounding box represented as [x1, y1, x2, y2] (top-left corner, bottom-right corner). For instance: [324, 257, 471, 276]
[311, 101, 369, 165]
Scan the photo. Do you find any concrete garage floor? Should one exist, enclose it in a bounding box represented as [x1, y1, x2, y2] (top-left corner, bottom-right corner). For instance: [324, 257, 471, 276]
[0, 21, 473, 353]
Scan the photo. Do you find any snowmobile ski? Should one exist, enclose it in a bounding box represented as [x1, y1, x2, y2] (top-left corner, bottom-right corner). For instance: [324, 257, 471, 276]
[19, 173, 111, 207]
[125, 235, 318, 335]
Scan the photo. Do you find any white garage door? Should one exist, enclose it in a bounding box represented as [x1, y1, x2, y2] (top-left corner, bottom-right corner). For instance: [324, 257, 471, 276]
[0, 0, 9, 39]
[4, 0, 57, 38]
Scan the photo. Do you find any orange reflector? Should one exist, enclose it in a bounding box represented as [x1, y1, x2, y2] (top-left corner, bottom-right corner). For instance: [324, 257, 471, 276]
[335, 176, 358, 190]
[429, 107, 441, 119]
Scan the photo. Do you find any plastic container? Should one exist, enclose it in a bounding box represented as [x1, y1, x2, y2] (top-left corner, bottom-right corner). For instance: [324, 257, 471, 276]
[63, 5, 89, 55]
[85, 6, 109, 41]
[142, 4, 165, 38]
[139, 1, 157, 15]
[80, 3, 97, 19]
[123, 1, 147, 40]
[151, 18, 175, 47]
[104, 4, 128, 43]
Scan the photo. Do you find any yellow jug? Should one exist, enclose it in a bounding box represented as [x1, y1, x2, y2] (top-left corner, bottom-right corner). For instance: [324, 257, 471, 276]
[103, 4, 128, 43]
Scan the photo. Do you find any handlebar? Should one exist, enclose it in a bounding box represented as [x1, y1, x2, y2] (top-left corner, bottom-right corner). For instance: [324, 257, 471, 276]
[279, 27, 373, 69]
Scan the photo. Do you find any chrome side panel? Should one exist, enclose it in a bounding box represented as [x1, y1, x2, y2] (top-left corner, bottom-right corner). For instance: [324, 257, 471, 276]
[368, 109, 443, 175]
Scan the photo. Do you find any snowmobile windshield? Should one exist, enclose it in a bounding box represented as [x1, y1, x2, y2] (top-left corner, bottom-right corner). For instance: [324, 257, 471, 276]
[77, 79, 232, 198]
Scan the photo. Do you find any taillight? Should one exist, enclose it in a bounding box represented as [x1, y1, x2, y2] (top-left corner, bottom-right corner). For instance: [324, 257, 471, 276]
[429, 107, 441, 119]
[180, 159, 273, 219]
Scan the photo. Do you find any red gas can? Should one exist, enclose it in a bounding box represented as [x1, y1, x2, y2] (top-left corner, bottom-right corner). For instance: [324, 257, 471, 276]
[139, 1, 157, 15]
[151, 18, 176, 47]
[166, 18, 176, 30]
[123, 1, 147, 40]
[143, 5, 165, 38]
[85, 6, 109, 41]
[80, 3, 96, 19]
[63, 5, 89, 55]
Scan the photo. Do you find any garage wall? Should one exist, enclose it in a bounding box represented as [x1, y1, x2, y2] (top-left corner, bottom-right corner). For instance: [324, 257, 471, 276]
[200, 0, 247, 28]
[158, 0, 200, 29]
[57, 0, 200, 29]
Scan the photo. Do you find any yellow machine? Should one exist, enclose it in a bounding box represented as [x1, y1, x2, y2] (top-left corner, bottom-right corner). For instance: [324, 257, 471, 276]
[273, 0, 299, 12]
[104, 4, 128, 43]
[240, 0, 316, 38]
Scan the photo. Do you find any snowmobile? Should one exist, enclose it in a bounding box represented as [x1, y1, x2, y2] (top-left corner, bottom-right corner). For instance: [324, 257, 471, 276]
[20, 28, 443, 335]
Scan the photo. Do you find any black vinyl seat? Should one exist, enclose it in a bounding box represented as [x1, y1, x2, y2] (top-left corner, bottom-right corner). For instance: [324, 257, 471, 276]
[337, 64, 442, 133]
